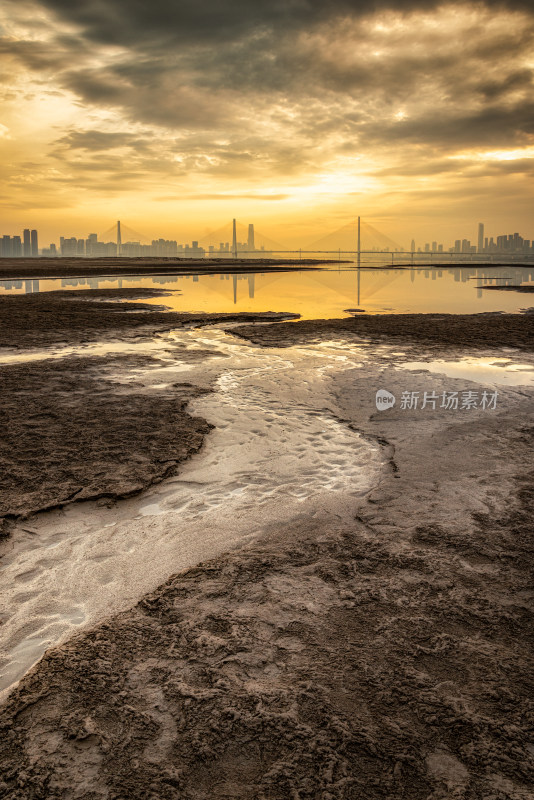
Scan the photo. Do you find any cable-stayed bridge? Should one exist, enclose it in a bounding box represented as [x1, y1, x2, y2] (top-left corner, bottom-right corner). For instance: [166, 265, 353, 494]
[99, 218, 397, 253]
[99, 222, 152, 246]
[95, 219, 533, 266]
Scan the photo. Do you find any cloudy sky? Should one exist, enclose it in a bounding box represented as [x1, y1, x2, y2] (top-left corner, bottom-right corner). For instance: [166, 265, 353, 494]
[0, 0, 533, 248]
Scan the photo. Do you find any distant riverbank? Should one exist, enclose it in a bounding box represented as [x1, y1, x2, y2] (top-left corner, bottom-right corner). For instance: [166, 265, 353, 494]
[0, 256, 341, 281]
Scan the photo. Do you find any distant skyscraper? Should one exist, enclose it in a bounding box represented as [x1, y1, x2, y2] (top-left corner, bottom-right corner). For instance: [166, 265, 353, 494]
[31, 229, 38, 256]
[12, 235, 22, 257]
[247, 224, 255, 251]
[478, 222, 484, 253]
[232, 218, 237, 257]
[23, 229, 31, 257]
[1, 235, 12, 257]
[117, 220, 122, 256]
[410, 239, 415, 252]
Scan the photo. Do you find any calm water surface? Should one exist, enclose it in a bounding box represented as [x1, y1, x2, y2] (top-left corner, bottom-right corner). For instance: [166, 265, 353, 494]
[1, 264, 533, 318]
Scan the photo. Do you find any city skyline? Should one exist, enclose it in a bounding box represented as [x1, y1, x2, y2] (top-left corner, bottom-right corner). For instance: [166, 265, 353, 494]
[1, 218, 533, 258]
[0, 1, 533, 245]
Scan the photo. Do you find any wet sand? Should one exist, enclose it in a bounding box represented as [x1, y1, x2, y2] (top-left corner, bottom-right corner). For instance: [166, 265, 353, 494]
[0, 293, 533, 799]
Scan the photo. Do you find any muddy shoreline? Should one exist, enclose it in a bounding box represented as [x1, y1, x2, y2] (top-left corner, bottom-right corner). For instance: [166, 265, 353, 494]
[0, 291, 532, 798]
[0, 257, 336, 281]
[481, 285, 534, 293]
[0, 289, 299, 349]
[233, 312, 534, 351]
[0, 290, 298, 529]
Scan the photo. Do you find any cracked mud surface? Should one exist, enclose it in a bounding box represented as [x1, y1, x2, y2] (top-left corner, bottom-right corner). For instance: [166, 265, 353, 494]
[0, 427, 532, 799]
[0, 354, 213, 527]
[0, 306, 532, 799]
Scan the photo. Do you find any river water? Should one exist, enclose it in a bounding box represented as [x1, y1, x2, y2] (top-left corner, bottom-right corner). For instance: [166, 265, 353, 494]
[1, 264, 533, 316]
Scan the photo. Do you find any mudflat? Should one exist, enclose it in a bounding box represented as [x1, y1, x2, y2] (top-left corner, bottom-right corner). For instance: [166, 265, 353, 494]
[0, 290, 298, 529]
[232, 312, 534, 351]
[0, 288, 299, 349]
[0, 290, 532, 799]
[0, 256, 333, 281]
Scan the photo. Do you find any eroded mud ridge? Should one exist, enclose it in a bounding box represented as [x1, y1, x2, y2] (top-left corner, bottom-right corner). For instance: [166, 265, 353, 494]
[0, 290, 298, 349]
[233, 312, 534, 351]
[0, 354, 215, 526]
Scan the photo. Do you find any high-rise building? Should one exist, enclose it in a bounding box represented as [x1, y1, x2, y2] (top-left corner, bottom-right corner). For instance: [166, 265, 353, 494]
[477, 222, 484, 253]
[247, 224, 255, 251]
[410, 239, 415, 252]
[1, 235, 12, 257]
[12, 236, 22, 257]
[23, 229, 31, 257]
[232, 218, 237, 257]
[61, 236, 78, 257]
[31, 229, 38, 257]
[85, 233, 98, 257]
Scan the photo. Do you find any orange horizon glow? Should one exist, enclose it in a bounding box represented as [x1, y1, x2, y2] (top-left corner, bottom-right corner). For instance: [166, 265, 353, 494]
[0, 1, 533, 249]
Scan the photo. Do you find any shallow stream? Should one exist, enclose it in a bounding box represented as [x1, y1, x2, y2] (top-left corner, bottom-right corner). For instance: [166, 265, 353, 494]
[0, 327, 384, 695]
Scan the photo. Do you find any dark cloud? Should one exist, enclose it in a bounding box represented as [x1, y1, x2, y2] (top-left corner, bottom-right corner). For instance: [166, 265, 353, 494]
[14, 0, 534, 48]
[2, 0, 533, 215]
[360, 102, 534, 149]
[376, 154, 534, 178]
[477, 69, 533, 99]
[55, 130, 151, 152]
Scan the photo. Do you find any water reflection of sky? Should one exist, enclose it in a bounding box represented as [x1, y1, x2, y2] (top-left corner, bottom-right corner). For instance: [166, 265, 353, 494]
[0, 265, 533, 319]
[400, 357, 534, 386]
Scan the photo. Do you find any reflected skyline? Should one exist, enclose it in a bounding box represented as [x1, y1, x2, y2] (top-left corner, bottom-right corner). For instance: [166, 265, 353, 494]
[1, 265, 532, 318]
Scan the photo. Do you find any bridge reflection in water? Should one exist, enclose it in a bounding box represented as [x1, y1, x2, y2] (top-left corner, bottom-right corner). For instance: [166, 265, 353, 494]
[1, 262, 532, 318]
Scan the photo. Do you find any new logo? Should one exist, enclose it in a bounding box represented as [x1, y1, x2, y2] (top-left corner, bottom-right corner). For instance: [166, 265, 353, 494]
[375, 389, 396, 410]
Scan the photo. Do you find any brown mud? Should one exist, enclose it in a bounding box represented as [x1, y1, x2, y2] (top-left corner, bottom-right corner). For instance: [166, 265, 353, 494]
[0, 298, 532, 799]
[0, 257, 335, 281]
[0, 290, 296, 528]
[0, 289, 298, 349]
[481, 286, 534, 293]
[232, 312, 534, 352]
[0, 355, 212, 529]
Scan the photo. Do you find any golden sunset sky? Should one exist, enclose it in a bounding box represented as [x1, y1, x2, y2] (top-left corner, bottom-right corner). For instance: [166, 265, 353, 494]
[0, 0, 533, 249]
